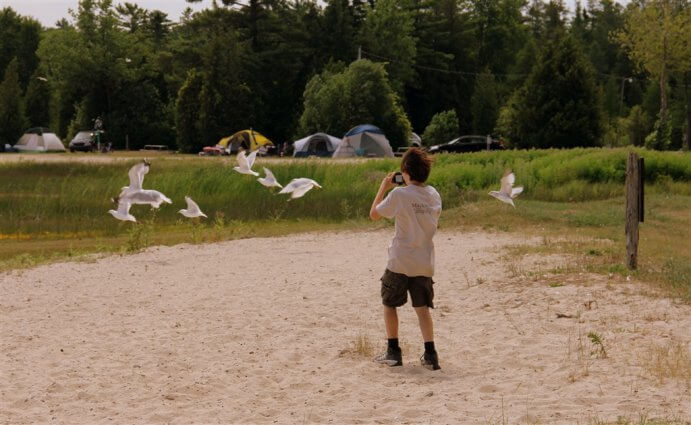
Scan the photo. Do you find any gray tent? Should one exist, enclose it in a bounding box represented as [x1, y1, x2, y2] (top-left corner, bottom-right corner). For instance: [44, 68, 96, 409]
[293, 133, 342, 157]
[14, 127, 65, 152]
[332, 124, 394, 158]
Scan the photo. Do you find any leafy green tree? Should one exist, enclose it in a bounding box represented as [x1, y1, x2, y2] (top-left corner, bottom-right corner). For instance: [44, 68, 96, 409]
[625, 105, 651, 146]
[0, 58, 27, 146]
[422, 109, 459, 146]
[321, 0, 357, 64]
[0, 8, 42, 90]
[405, 0, 474, 134]
[175, 70, 203, 153]
[197, 27, 254, 148]
[116, 2, 148, 33]
[506, 35, 603, 148]
[300, 59, 411, 148]
[358, 0, 417, 94]
[616, 0, 691, 149]
[24, 71, 51, 127]
[471, 0, 527, 75]
[470, 69, 499, 135]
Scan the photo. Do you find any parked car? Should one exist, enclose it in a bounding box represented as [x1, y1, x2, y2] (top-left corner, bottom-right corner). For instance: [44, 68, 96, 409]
[394, 146, 411, 157]
[69, 131, 97, 152]
[428, 135, 505, 154]
[199, 146, 225, 156]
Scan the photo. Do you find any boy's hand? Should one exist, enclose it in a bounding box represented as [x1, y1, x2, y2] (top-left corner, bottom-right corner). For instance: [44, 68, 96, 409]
[380, 172, 397, 192]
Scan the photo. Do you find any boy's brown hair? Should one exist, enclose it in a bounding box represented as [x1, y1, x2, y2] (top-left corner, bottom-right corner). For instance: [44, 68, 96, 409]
[401, 147, 434, 183]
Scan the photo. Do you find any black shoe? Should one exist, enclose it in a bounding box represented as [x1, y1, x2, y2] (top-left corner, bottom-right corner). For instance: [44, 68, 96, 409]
[421, 351, 441, 370]
[375, 347, 402, 367]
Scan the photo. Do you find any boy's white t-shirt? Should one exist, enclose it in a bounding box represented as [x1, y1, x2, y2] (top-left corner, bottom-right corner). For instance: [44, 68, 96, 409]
[375, 184, 442, 277]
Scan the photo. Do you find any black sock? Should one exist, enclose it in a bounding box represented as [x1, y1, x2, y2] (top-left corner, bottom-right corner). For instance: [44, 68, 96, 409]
[388, 338, 400, 350]
[424, 341, 436, 354]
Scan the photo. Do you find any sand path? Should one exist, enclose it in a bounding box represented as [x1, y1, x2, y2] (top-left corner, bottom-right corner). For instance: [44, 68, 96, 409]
[1, 230, 689, 424]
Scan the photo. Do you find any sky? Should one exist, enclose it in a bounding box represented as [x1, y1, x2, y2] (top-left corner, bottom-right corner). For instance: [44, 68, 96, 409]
[1, 0, 630, 28]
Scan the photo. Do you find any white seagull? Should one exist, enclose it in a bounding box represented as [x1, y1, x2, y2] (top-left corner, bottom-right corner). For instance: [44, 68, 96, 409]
[488, 169, 523, 207]
[233, 150, 259, 176]
[179, 196, 207, 218]
[113, 159, 172, 209]
[257, 167, 283, 189]
[118, 189, 172, 209]
[279, 178, 322, 200]
[108, 199, 136, 222]
[119, 159, 150, 196]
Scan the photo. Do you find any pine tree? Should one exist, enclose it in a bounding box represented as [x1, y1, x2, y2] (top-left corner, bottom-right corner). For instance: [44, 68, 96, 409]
[508, 35, 603, 148]
[470, 69, 499, 135]
[0, 58, 27, 146]
[175, 70, 203, 153]
[24, 71, 51, 127]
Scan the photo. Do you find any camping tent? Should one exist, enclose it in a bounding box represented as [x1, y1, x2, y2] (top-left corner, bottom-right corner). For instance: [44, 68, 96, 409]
[410, 132, 422, 147]
[293, 133, 342, 157]
[332, 124, 394, 158]
[14, 128, 65, 152]
[218, 129, 273, 153]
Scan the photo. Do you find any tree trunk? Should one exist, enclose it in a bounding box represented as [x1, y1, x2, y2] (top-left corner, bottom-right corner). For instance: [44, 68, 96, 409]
[685, 72, 690, 150]
[660, 64, 668, 124]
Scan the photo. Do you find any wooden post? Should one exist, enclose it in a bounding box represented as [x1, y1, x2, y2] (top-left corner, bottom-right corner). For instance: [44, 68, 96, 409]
[626, 152, 640, 269]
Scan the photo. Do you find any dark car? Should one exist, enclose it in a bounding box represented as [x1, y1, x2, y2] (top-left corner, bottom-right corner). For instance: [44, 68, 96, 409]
[428, 135, 505, 154]
[69, 131, 96, 152]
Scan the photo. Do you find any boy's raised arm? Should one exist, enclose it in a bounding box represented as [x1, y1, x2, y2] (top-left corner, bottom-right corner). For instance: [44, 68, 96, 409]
[370, 172, 396, 221]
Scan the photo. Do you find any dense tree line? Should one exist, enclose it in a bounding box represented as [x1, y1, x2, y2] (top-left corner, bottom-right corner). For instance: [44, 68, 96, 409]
[0, 0, 688, 152]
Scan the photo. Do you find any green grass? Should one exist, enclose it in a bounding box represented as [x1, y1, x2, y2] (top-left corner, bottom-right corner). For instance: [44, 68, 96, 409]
[1, 148, 689, 299]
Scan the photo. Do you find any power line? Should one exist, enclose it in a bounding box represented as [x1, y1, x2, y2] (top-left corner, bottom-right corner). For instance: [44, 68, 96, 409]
[361, 48, 648, 82]
[360, 49, 525, 77]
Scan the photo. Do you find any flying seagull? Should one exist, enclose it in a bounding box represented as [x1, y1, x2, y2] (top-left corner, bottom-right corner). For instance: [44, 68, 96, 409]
[113, 159, 171, 209]
[108, 199, 136, 222]
[179, 196, 207, 218]
[233, 150, 259, 176]
[257, 167, 283, 189]
[279, 178, 322, 200]
[118, 189, 172, 209]
[119, 159, 150, 196]
[488, 169, 523, 207]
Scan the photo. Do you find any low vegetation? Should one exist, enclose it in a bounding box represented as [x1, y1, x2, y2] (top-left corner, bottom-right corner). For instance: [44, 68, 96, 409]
[1, 148, 689, 300]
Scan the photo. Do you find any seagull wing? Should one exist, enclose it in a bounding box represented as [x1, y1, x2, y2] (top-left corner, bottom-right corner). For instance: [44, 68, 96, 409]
[511, 186, 523, 198]
[500, 170, 515, 196]
[262, 167, 282, 188]
[246, 150, 258, 168]
[185, 196, 201, 214]
[117, 198, 132, 215]
[290, 183, 314, 199]
[127, 162, 148, 191]
[236, 151, 249, 170]
[279, 178, 301, 194]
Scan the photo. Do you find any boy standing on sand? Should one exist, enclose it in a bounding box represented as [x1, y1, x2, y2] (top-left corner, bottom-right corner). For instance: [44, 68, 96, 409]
[369, 148, 442, 370]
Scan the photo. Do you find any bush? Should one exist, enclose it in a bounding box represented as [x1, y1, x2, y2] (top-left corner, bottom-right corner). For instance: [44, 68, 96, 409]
[422, 110, 459, 146]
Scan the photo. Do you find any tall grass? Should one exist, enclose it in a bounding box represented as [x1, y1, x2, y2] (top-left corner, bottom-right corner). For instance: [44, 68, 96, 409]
[1, 148, 688, 237]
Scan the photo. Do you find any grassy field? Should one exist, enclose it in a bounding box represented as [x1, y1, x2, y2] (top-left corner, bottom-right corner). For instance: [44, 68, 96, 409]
[1, 147, 689, 300]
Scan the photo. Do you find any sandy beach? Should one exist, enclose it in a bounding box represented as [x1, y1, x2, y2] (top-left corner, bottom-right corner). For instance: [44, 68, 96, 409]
[1, 229, 689, 424]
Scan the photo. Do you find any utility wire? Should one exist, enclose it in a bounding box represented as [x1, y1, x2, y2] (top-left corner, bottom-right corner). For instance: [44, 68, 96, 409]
[361, 48, 648, 82]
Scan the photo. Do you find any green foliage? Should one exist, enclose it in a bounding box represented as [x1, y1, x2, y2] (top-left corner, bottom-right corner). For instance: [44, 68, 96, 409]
[422, 110, 459, 146]
[23, 71, 51, 127]
[0, 8, 41, 90]
[2, 0, 688, 152]
[358, 0, 416, 94]
[0, 58, 27, 146]
[625, 105, 652, 147]
[470, 69, 499, 136]
[299, 59, 411, 147]
[175, 70, 203, 153]
[0, 148, 688, 238]
[505, 35, 603, 148]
